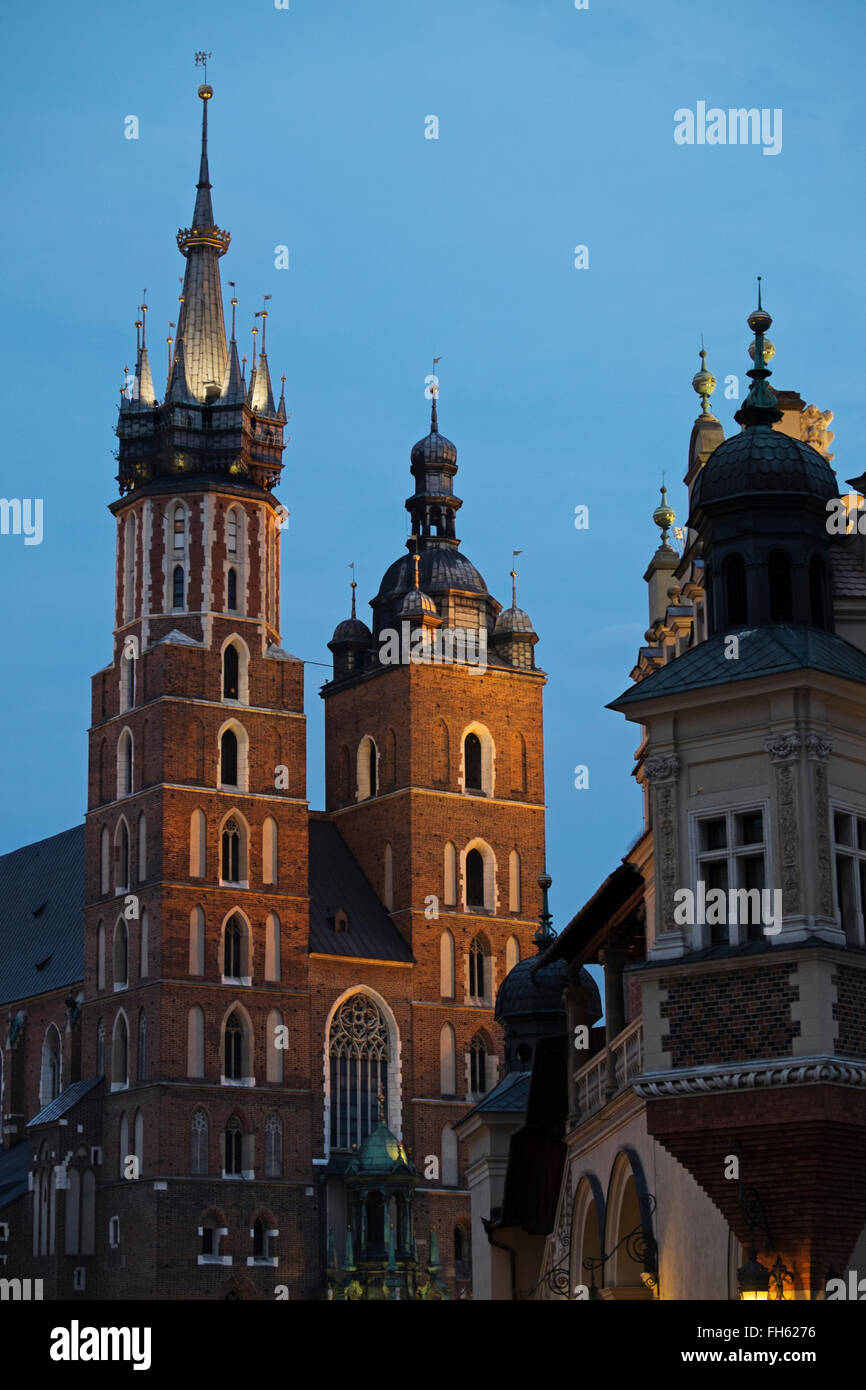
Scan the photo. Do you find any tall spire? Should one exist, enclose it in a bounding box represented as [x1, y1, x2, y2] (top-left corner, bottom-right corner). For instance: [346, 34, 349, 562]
[249, 301, 276, 412]
[172, 83, 230, 403]
[734, 277, 783, 429]
[220, 285, 245, 403]
[130, 296, 155, 409]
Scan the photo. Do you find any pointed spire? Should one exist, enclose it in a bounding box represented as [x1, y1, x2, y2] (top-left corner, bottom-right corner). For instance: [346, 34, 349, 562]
[166, 334, 195, 403]
[175, 85, 230, 402]
[130, 297, 156, 409]
[430, 381, 439, 433]
[250, 351, 276, 413]
[350, 575, 357, 619]
[277, 373, 287, 421]
[220, 285, 245, 403]
[734, 277, 783, 429]
[533, 871, 556, 950]
[510, 550, 523, 607]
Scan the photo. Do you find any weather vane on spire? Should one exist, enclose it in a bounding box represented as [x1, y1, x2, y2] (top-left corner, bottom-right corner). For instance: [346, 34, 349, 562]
[194, 50, 212, 81]
[511, 550, 522, 607]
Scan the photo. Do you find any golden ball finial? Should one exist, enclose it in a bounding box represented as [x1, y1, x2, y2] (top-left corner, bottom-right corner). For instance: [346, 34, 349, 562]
[748, 338, 775, 363]
[691, 346, 716, 415]
[653, 484, 676, 547]
[198, 83, 213, 100]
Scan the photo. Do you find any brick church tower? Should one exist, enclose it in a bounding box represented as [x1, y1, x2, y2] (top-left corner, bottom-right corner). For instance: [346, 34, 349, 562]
[81, 84, 314, 1297]
[319, 386, 548, 1270]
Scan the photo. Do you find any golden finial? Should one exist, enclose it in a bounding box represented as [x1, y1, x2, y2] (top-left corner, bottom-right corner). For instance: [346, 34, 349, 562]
[691, 341, 717, 416]
[652, 481, 676, 548]
[377, 1087, 386, 1122]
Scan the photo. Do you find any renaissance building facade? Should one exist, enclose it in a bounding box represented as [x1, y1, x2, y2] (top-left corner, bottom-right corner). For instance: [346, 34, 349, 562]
[0, 86, 547, 1300]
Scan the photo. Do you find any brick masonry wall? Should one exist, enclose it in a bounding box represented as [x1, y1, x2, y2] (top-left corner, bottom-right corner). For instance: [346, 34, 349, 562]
[660, 962, 801, 1067]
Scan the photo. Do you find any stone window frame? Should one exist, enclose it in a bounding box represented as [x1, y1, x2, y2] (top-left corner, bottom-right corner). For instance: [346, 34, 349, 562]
[687, 799, 772, 950]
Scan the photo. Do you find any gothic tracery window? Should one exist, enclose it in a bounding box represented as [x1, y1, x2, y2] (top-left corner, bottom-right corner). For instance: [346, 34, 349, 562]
[329, 995, 389, 1151]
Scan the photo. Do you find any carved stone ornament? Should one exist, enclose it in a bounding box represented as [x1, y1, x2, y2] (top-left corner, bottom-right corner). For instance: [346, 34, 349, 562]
[764, 732, 801, 762]
[805, 732, 833, 761]
[633, 1056, 866, 1099]
[643, 754, 681, 783]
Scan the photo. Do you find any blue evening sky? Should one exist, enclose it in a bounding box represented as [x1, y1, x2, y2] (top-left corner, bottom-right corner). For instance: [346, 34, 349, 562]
[0, 0, 862, 934]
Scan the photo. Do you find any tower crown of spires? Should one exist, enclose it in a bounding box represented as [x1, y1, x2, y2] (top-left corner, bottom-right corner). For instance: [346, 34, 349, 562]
[115, 84, 288, 499]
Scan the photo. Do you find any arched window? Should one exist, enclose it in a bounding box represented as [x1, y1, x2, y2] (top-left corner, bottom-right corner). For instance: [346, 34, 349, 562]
[124, 513, 137, 622]
[113, 919, 128, 989]
[172, 503, 186, 551]
[97, 922, 106, 991]
[117, 730, 133, 798]
[137, 813, 147, 882]
[724, 553, 747, 627]
[444, 841, 457, 906]
[224, 1116, 243, 1175]
[115, 819, 130, 891]
[440, 930, 455, 996]
[220, 729, 238, 786]
[191, 1109, 208, 1175]
[223, 643, 239, 699]
[505, 935, 520, 974]
[223, 1009, 250, 1082]
[357, 736, 378, 801]
[464, 733, 482, 791]
[100, 826, 110, 895]
[265, 1113, 282, 1178]
[221, 816, 244, 883]
[442, 1125, 459, 1187]
[119, 1112, 129, 1177]
[508, 850, 521, 912]
[768, 550, 793, 622]
[329, 994, 389, 1151]
[227, 508, 239, 554]
[96, 1018, 105, 1074]
[189, 808, 206, 878]
[809, 554, 826, 628]
[137, 1010, 147, 1080]
[266, 1009, 284, 1083]
[440, 1023, 456, 1095]
[262, 817, 278, 885]
[189, 905, 205, 975]
[222, 914, 249, 981]
[227, 568, 237, 611]
[253, 1217, 266, 1258]
[469, 1033, 487, 1094]
[383, 842, 394, 911]
[468, 936, 488, 1000]
[172, 564, 185, 610]
[466, 849, 485, 909]
[265, 913, 280, 982]
[40, 1025, 61, 1107]
[112, 1013, 129, 1088]
[187, 1006, 205, 1077]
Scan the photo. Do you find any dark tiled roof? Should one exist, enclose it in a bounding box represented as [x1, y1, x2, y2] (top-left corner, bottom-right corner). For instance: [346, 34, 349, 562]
[28, 1076, 102, 1128]
[462, 1070, 531, 1119]
[0, 1142, 29, 1210]
[0, 826, 84, 1005]
[376, 547, 489, 602]
[610, 624, 866, 708]
[830, 544, 866, 598]
[692, 426, 838, 508]
[308, 819, 413, 962]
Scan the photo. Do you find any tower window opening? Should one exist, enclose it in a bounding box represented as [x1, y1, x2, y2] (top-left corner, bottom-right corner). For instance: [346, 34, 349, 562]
[223, 644, 239, 700]
[723, 553, 747, 627]
[220, 729, 238, 786]
[172, 565, 185, 610]
[464, 733, 482, 792]
[227, 568, 237, 611]
[466, 849, 485, 909]
[468, 936, 486, 998]
[768, 550, 793, 623]
[173, 506, 186, 550]
[221, 818, 241, 883]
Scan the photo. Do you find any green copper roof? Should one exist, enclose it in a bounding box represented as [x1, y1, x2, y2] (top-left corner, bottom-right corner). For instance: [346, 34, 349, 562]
[352, 1121, 413, 1175]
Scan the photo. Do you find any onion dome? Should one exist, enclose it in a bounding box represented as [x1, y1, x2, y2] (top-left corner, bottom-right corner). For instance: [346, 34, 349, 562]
[376, 547, 489, 604]
[328, 580, 372, 679]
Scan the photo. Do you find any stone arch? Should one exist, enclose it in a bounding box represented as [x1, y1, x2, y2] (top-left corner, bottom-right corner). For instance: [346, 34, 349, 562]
[323, 986, 402, 1155]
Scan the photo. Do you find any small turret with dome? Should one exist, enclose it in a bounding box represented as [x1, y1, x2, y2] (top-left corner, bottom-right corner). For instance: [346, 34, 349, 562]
[495, 872, 601, 1073]
[493, 559, 538, 670]
[328, 578, 372, 680]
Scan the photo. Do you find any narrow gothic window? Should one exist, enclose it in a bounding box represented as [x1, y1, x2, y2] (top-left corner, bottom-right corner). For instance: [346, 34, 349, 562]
[96, 1019, 105, 1074]
[224, 1116, 243, 1175]
[221, 729, 238, 786]
[221, 818, 241, 882]
[468, 936, 486, 998]
[115, 821, 129, 891]
[227, 567, 237, 611]
[191, 1109, 208, 1175]
[328, 995, 389, 1151]
[227, 509, 238, 554]
[40, 1027, 61, 1107]
[470, 1034, 487, 1094]
[173, 564, 185, 609]
[223, 644, 239, 699]
[466, 849, 485, 909]
[368, 741, 377, 796]
[224, 915, 243, 978]
[724, 553, 747, 627]
[173, 505, 186, 550]
[265, 1113, 282, 1177]
[113, 920, 128, 988]
[464, 733, 482, 791]
[224, 1012, 243, 1080]
[113, 1014, 129, 1087]
[768, 550, 793, 622]
[253, 1218, 265, 1258]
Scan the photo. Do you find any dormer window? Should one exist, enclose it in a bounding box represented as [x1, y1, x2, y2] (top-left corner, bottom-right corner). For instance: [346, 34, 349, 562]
[331, 909, 349, 933]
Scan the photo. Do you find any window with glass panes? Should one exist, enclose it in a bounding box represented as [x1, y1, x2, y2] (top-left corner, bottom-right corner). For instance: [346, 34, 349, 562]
[694, 807, 768, 945]
[832, 810, 866, 946]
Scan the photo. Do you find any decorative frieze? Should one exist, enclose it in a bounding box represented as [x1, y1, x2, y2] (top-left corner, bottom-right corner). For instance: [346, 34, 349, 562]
[634, 1054, 866, 1098]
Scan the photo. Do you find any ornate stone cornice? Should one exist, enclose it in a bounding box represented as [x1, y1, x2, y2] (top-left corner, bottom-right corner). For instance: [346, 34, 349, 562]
[806, 732, 833, 761]
[633, 1055, 866, 1099]
[643, 754, 681, 783]
[765, 731, 801, 762]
